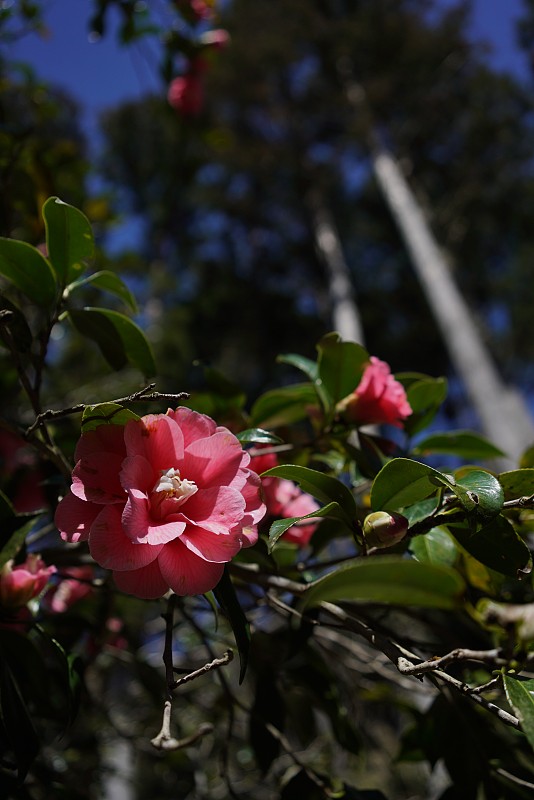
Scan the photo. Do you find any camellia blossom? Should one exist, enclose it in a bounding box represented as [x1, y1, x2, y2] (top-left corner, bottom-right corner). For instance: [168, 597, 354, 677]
[42, 566, 94, 614]
[336, 356, 412, 427]
[252, 451, 320, 546]
[0, 554, 56, 610]
[167, 61, 206, 116]
[55, 408, 266, 599]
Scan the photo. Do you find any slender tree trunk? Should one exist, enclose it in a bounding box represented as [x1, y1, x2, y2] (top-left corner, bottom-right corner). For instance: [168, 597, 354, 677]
[372, 146, 534, 464]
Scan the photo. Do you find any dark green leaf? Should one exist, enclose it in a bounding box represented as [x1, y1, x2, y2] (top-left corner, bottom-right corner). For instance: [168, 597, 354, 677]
[401, 376, 448, 435]
[0, 516, 41, 569]
[503, 675, 534, 752]
[81, 402, 141, 433]
[0, 659, 39, 780]
[0, 238, 57, 306]
[410, 527, 459, 568]
[413, 431, 505, 460]
[66, 270, 137, 312]
[213, 567, 250, 683]
[448, 516, 531, 578]
[0, 295, 32, 353]
[371, 458, 454, 511]
[43, 196, 94, 284]
[262, 464, 357, 524]
[276, 352, 318, 381]
[498, 469, 534, 501]
[300, 557, 465, 610]
[67, 307, 156, 377]
[250, 383, 318, 428]
[236, 428, 283, 445]
[454, 469, 504, 517]
[316, 332, 368, 409]
[268, 502, 344, 552]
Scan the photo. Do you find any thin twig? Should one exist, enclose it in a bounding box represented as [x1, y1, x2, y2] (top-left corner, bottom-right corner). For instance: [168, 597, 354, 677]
[397, 647, 507, 675]
[503, 494, 534, 509]
[151, 702, 213, 751]
[171, 650, 234, 691]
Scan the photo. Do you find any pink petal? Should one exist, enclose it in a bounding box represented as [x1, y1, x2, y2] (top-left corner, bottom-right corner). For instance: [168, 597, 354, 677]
[180, 486, 245, 534]
[184, 430, 245, 488]
[120, 455, 156, 493]
[55, 491, 103, 543]
[122, 496, 186, 545]
[158, 540, 224, 595]
[166, 407, 217, 447]
[71, 451, 125, 504]
[89, 505, 163, 570]
[113, 560, 169, 599]
[241, 470, 267, 525]
[75, 424, 126, 461]
[180, 526, 243, 563]
[124, 415, 184, 472]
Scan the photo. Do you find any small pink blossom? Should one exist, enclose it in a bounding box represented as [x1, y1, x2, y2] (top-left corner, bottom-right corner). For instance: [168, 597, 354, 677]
[55, 408, 266, 599]
[168, 63, 205, 116]
[199, 28, 230, 49]
[337, 357, 412, 427]
[0, 555, 56, 610]
[42, 566, 94, 613]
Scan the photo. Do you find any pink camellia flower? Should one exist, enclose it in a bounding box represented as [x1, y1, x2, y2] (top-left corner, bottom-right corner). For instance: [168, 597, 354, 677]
[55, 408, 266, 599]
[336, 356, 412, 428]
[0, 554, 56, 610]
[42, 566, 94, 614]
[251, 451, 321, 547]
[167, 62, 205, 116]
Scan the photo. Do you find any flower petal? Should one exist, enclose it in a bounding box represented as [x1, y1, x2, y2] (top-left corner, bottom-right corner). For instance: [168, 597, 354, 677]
[71, 451, 125, 504]
[124, 415, 184, 472]
[158, 540, 224, 595]
[113, 561, 169, 599]
[184, 430, 245, 488]
[120, 455, 156, 494]
[89, 505, 162, 570]
[75, 424, 126, 461]
[180, 486, 245, 534]
[180, 526, 243, 563]
[122, 496, 186, 545]
[166, 407, 217, 447]
[55, 491, 102, 543]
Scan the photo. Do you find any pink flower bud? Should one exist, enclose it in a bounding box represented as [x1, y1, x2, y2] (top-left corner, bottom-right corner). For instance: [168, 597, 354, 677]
[167, 71, 204, 116]
[336, 357, 412, 427]
[0, 555, 56, 610]
[362, 511, 409, 549]
[199, 28, 230, 49]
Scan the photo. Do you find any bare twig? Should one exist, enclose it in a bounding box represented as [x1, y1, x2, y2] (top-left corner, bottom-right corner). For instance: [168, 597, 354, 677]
[151, 702, 213, 751]
[171, 650, 234, 691]
[397, 647, 507, 675]
[503, 494, 534, 509]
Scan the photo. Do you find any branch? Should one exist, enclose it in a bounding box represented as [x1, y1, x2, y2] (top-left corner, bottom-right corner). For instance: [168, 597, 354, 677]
[171, 649, 234, 691]
[151, 702, 213, 751]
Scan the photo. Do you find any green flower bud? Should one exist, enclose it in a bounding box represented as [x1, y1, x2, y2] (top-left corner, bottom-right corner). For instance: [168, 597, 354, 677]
[363, 511, 409, 549]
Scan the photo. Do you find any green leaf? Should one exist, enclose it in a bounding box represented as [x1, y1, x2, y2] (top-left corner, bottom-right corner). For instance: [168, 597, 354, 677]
[454, 469, 504, 517]
[316, 332, 368, 409]
[213, 567, 250, 683]
[0, 516, 41, 569]
[300, 557, 465, 611]
[371, 458, 454, 511]
[81, 402, 141, 433]
[67, 307, 156, 377]
[410, 527, 459, 568]
[250, 383, 318, 428]
[66, 270, 137, 312]
[276, 353, 318, 381]
[43, 196, 94, 284]
[448, 516, 531, 578]
[0, 238, 57, 306]
[498, 469, 534, 501]
[413, 431, 505, 460]
[0, 295, 32, 353]
[267, 502, 344, 552]
[0, 659, 39, 780]
[503, 675, 534, 752]
[236, 428, 283, 445]
[400, 376, 448, 435]
[262, 464, 357, 524]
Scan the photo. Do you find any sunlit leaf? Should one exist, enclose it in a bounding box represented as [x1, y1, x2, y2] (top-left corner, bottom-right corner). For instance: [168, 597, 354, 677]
[498, 469, 534, 502]
[371, 458, 454, 511]
[454, 469, 504, 517]
[399, 376, 447, 435]
[81, 402, 141, 433]
[66, 270, 137, 312]
[0, 238, 57, 306]
[503, 674, 534, 752]
[413, 431, 505, 460]
[236, 428, 283, 445]
[43, 196, 94, 284]
[276, 353, 318, 381]
[316, 332, 368, 410]
[262, 464, 357, 524]
[268, 502, 345, 552]
[410, 526, 459, 568]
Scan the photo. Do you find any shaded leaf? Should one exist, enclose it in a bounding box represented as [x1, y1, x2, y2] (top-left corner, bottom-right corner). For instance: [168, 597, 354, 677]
[236, 428, 283, 445]
[413, 431, 505, 460]
[66, 270, 137, 312]
[410, 526, 459, 568]
[0, 516, 41, 569]
[0, 659, 39, 780]
[0, 238, 57, 306]
[0, 296, 32, 353]
[250, 673, 285, 774]
[213, 567, 250, 683]
[448, 516, 531, 578]
[43, 196, 94, 284]
[277, 352, 318, 381]
[503, 675, 534, 752]
[498, 469, 534, 502]
[262, 464, 357, 524]
[81, 402, 141, 433]
[268, 502, 345, 552]
[300, 557, 465, 611]
[250, 383, 318, 428]
[316, 332, 368, 409]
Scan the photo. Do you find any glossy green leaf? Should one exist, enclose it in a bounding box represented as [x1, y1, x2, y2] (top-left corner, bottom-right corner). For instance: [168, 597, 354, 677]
[498, 469, 534, 501]
[277, 352, 318, 381]
[262, 464, 357, 524]
[81, 402, 141, 432]
[66, 270, 137, 312]
[0, 516, 41, 569]
[449, 516, 531, 578]
[401, 376, 448, 435]
[67, 307, 156, 377]
[371, 458, 454, 511]
[236, 428, 283, 445]
[454, 469, 504, 517]
[0, 238, 57, 306]
[213, 567, 250, 683]
[250, 383, 318, 428]
[316, 332, 368, 408]
[268, 502, 344, 552]
[503, 675, 534, 752]
[410, 527, 459, 568]
[43, 196, 94, 284]
[300, 557, 465, 611]
[413, 431, 505, 460]
[0, 295, 32, 353]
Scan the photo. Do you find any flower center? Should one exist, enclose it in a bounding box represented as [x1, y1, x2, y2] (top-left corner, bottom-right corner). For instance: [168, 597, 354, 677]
[152, 468, 198, 506]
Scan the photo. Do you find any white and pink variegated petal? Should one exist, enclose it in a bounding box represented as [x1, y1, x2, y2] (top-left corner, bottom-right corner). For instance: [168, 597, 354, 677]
[180, 486, 245, 534]
[184, 431, 244, 488]
[71, 451, 125, 504]
[158, 539, 225, 596]
[167, 407, 217, 447]
[124, 415, 185, 472]
[240, 470, 267, 525]
[119, 454, 156, 493]
[179, 525, 243, 563]
[113, 561, 169, 599]
[121, 496, 186, 544]
[89, 505, 163, 571]
[74, 424, 126, 461]
[55, 491, 102, 543]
